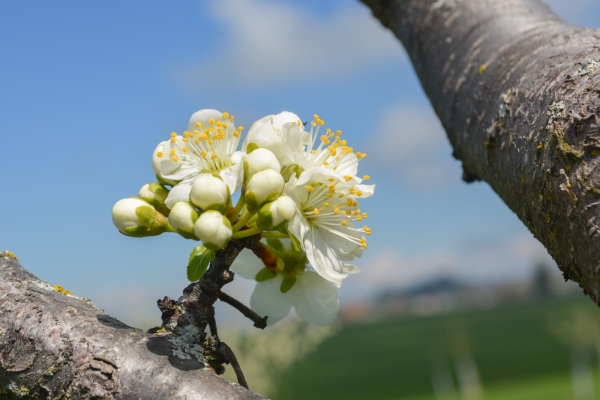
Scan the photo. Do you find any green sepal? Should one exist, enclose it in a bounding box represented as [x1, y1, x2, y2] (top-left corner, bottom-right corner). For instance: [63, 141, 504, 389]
[255, 267, 277, 282]
[176, 227, 198, 240]
[123, 225, 149, 237]
[281, 164, 304, 182]
[266, 238, 285, 252]
[280, 276, 297, 293]
[246, 142, 259, 154]
[140, 196, 170, 217]
[245, 191, 259, 212]
[149, 182, 169, 199]
[187, 244, 215, 282]
[135, 205, 156, 225]
[287, 228, 302, 252]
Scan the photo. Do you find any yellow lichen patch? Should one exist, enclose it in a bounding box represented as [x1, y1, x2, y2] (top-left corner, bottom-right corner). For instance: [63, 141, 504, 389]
[478, 64, 487, 75]
[52, 285, 73, 296]
[0, 250, 18, 260]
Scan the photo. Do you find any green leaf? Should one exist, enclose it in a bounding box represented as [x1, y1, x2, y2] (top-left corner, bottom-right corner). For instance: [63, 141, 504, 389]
[187, 244, 215, 282]
[255, 267, 277, 282]
[280, 276, 297, 293]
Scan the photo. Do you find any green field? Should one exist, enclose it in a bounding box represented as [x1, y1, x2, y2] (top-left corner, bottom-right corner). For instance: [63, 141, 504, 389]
[276, 294, 600, 399]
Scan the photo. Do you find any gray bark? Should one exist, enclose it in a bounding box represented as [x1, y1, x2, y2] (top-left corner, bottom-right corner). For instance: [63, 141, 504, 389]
[360, 0, 600, 302]
[0, 253, 264, 399]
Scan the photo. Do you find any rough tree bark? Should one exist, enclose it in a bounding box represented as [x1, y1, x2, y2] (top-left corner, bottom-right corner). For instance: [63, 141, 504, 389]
[360, 0, 600, 302]
[0, 252, 264, 399]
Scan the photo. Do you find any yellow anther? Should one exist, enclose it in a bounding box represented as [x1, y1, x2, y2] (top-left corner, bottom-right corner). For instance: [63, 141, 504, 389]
[196, 122, 202, 127]
[313, 208, 319, 215]
[182, 138, 188, 142]
[201, 151, 207, 158]
[313, 114, 320, 120]
[338, 194, 344, 198]
[233, 131, 240, 137]
[172, 156, 179, 162]
[328, 183, 335, 190]
[344, 176, 352, 181]
[327, 193, 333, 198]
[311, 121, 317, 127]
[209, 119, 215, 125]
[349, 188, 356, 194]
[341, 220, 347, 226]
[171, 137, 176, 143]
[157, 152, 163, 158]
[357, 191, 363, 197]
[334, 208, 340, 214]
[356, 216, 362, 221]
[336, 130, 342, 135]
[297, 120, 302, 126]
[363, 213, 368, 218]
[363, 175, 370, 180]
[353, 201, 358, 207]
[321, 135, 328, 142]
[324, 202, 329, 207]
[222, 112, 229, 118]
[169, 149, 175, 155]
[362, 242, 368, 248]
[323, 161, 329, 166]
[230, 115, 235, 121]
[217, 121, 223, 127]
[326, 128, 331, 134]
[195, 139, 200, 145]
[223, 123, 228, 129]
[193, 130, 200, 135]
[211, 154, 217, 160]
[306, 186, 314, 191]
[312, 150, 317, 154]
[182, 147, 188, 153]
[327, 177, 334, 182]
[238, 126, 244, 131]
[345, 210, 351, 215]
[171, 132, 177, 137]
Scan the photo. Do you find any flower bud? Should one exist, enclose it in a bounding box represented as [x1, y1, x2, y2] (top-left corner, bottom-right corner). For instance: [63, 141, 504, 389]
[152, 142, 178, 186]
[194, 210, 233, 251]
[242, 112, 301, 161]
[245, 169, 285, 212]
[256, 195, 296, 231]
[189, 175, 232, 213]
[244, 148, 281, 180]
[168, 201, 199, 239]
[138, 182, 170, 216]
[112, 198, 171, 237]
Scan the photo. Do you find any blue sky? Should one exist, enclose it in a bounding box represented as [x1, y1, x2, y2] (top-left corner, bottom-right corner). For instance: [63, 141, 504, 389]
[1, 0, 598, 328]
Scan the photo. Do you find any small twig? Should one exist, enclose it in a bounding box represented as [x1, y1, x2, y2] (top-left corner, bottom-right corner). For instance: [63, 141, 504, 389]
[250, 241, 278, 273]
[219, 340, 249, 390]
[218, 292, 268, 329]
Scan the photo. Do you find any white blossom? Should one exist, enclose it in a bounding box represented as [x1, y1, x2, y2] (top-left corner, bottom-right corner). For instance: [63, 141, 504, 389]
[155, 109, 245, 208]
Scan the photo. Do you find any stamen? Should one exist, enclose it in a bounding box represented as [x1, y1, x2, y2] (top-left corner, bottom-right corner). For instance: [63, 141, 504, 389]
[172, 156, 179, 162]
[357, 191, 363, 197]
[341, 220, 347, 226]
[169, 149, 175, 155]
[196, 122, 202, 128]
[209, 119, 215, 125]
[182, 147, 188, 153]
[313, 208, 319, 215]
[324, 202, 329, 207]
[334, 208, 340, 214]
[363, 175, 370, 180]
[306, 186, 314, 191]
[363, 213, 368, 218]
[157, 152, 163, 158]
[171, 132, 177, 137]
[222, 112, 229, 118]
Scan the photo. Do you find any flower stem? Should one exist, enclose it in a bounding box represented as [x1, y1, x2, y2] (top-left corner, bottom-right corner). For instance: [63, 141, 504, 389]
[228, 195, 246, 223]
[232, 225, 262, 239]
[232, 209, 255, 232]
[261, 232, 289, 239]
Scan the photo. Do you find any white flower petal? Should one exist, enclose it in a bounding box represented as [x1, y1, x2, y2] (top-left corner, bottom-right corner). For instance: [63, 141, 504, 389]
[230, 251, 265, 280]
[289, 271, 339, 326]
[304, 228, 347, 287]
[220, 151, 245, 193]
[164, 179, 194, 208]
[250, 275, 292, 326]
[187, 109, 225, 132]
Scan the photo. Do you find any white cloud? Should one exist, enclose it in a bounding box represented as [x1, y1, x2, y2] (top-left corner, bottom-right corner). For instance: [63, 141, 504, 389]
[341, 232, 555, 301]
[364, 103, 461, 186]
[175, 0, 405, 88]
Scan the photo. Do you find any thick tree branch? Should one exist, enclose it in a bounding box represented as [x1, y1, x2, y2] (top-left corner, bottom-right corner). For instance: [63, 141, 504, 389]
[360, 0, 600, 303]
[0, 253, 264, 399]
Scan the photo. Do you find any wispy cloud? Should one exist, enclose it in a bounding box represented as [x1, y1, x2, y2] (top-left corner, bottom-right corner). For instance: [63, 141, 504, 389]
[342, 232, 555, 301]
[364, 103, 461, 186]
[174, 0, 405, 89]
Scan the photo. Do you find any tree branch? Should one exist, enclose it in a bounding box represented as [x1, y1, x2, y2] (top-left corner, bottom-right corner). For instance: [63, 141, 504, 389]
[0, 253, 264, 399]
[360, 0, 600, 303]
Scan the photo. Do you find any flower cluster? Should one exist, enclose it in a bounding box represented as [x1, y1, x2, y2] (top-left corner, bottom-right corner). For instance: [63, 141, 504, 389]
[112, 109, 375, 326]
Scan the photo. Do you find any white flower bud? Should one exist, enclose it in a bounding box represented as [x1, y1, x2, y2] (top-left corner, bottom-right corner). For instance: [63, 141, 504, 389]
[194, 210, 233, 251]
[242, 112, 301, 161]
[189, 175, 232, 213]
[152, 142, 178, 186]
[169, 201, 199, 239]
[138, 182, 170, 216]
[244, 148, 281, 180]
[112, 198, 170, 237]
[257, 195, 297, 231]
[245, 169, 285, 212]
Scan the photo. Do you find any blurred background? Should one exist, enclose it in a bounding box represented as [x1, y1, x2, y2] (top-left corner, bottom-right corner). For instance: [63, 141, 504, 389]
[1, 0, 600, 398]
